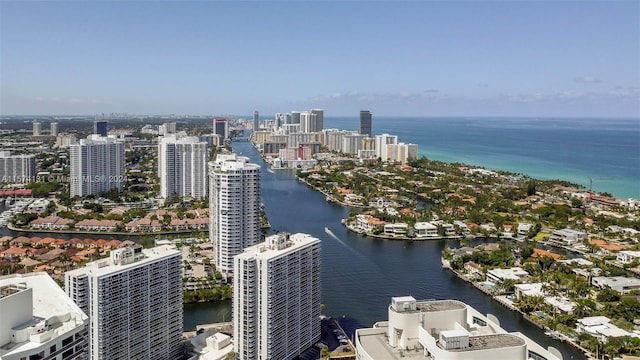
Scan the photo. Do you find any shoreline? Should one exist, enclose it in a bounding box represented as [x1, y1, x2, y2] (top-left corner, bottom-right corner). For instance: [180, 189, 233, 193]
[6, 222, 204, 237]
[443, 261, 595, 360]
[341, 221, 462, 241]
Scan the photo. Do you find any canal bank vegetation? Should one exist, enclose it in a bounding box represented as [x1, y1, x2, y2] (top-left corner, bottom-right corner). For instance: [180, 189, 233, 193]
[443, 241, 640, 358]
[297, 154, 639, 247]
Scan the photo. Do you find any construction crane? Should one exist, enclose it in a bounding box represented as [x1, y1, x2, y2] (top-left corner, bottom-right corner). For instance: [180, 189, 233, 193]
[588, 177, 615, 201]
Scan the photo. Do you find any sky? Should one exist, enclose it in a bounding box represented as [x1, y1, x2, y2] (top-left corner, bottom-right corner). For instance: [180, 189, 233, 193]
[1, 1, 639, 117]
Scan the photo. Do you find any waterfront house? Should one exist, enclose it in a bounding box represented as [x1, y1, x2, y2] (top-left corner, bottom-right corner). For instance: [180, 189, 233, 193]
[368, 196, 396, 209]
[433, 220, 456, 236]
[517, 223, 533, 237]
[576, 316, 639, 342]
[414, 222, 438, 238]
[486, 267, 530, 284]
[384, 223, 408, 236]
[29, 216, 57, 229]
[355, 214, 387, 233]
[548, 228, 587, 246]
[454, 247, 478, 258]
[592, 276, 640, 294]
[514, 283, 544, 299]
[501, 224, 513, 238]
[616, 250, 640, 264]
[531, 248, 563, 261]
[74, 219, 120, 231]
[544, 296, 576, 314]
[463, 261, 483, 278]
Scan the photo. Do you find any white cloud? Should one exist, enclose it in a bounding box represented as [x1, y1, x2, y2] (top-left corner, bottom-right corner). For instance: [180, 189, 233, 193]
[574, 76, 603, 84]
[306, 89, 445, 104]
[34, 96, 109, 105]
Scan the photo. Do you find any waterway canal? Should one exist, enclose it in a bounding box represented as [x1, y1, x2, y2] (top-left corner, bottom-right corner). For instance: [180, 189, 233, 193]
[182, 138, 586, 360]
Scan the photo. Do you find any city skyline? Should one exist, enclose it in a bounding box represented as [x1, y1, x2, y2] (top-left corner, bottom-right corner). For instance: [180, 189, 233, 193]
[1, 1, 638, 118]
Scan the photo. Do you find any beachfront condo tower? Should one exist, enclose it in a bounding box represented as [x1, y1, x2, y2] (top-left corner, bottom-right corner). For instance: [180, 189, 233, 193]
[360, 110, 372, 137]
[233, 233, 321, 360]
[253, 110, 260, 131]
[375, 133, 398, 161]
[209, 153, 261, 277]
[65, 246, 183, 360]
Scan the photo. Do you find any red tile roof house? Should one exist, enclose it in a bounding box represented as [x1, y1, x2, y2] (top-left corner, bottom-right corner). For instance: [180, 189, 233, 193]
[1, 246, 35, 259]
[74, 219, 120, 231]
[106, 240, 122, 249]
[69, 238, 84, 248]
[11, 236, 33, 246]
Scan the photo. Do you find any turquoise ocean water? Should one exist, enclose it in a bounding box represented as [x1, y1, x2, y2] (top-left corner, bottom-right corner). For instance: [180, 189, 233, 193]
[324, 117, 640, 200]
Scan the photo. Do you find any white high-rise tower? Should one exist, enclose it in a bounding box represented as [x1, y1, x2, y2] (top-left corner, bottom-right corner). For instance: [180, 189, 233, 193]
[233, 233, 321, 360]
[209, 153, 261, 276]
[375, 133, 398, 161]
[65, 246, 183, 360]
[69, 135, 125, 197]
[158, 132, 208, 200]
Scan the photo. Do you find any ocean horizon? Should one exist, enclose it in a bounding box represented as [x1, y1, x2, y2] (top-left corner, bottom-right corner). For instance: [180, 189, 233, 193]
[322, 116, 640, 200]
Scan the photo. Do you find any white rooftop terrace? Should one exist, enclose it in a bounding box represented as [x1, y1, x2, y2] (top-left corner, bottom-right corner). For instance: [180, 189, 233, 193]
[0, 272, 88, 358]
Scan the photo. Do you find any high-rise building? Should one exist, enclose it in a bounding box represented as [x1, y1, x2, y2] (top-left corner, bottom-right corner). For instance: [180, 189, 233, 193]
[359, 110, 372, 137]
[69, 135, 125, 197]
[291, 111, 301, 125]
[32, 122, 41, 136]
[386, 143, 419, 164]
[310, 109, 324, 132]
[209, 153, 261, 276]
[299, 112, 311, 133]
[214, 118, 228, 140]
[234, 233, 321, 360]
[160, 122, 177, 135]
[253, 111, 260, 131]
[355, 297, 562, 360]
[93, 121, 108, 137]
[50, 122, 59, 136]
[158, 132, 208, 199]
[0, 151, 36, 183]
[65, 246, 183, 360]
[375, 133, 398, 161]
[342, 134, 366, 155]
[0, 272, 89, 360]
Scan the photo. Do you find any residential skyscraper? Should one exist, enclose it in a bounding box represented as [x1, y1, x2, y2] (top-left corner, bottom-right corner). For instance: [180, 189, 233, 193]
[387, 142, 419, 164]
[0, 272, 89, 360]
[93, 121, 108, 137]
[0, 151, 36, 183]
[343, 134, 366, 155]
[160, 122, 177, 135]
[359, 110, 372, 137]
[50, 121, 59, 136]
[65, 246, 183, 360]
[32, 122, 41, 136]
[209, 153, 261, 276]
[158, 132, 208, 199]
[253, 111, 260, 131]
[310, 109, 324, 132]
[234, 233, 321, 360]
[69, 135, 125, 197]
[291, 111, 301, 125]
[214, 118, 228, 139]
[375, 133, 398, 161]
